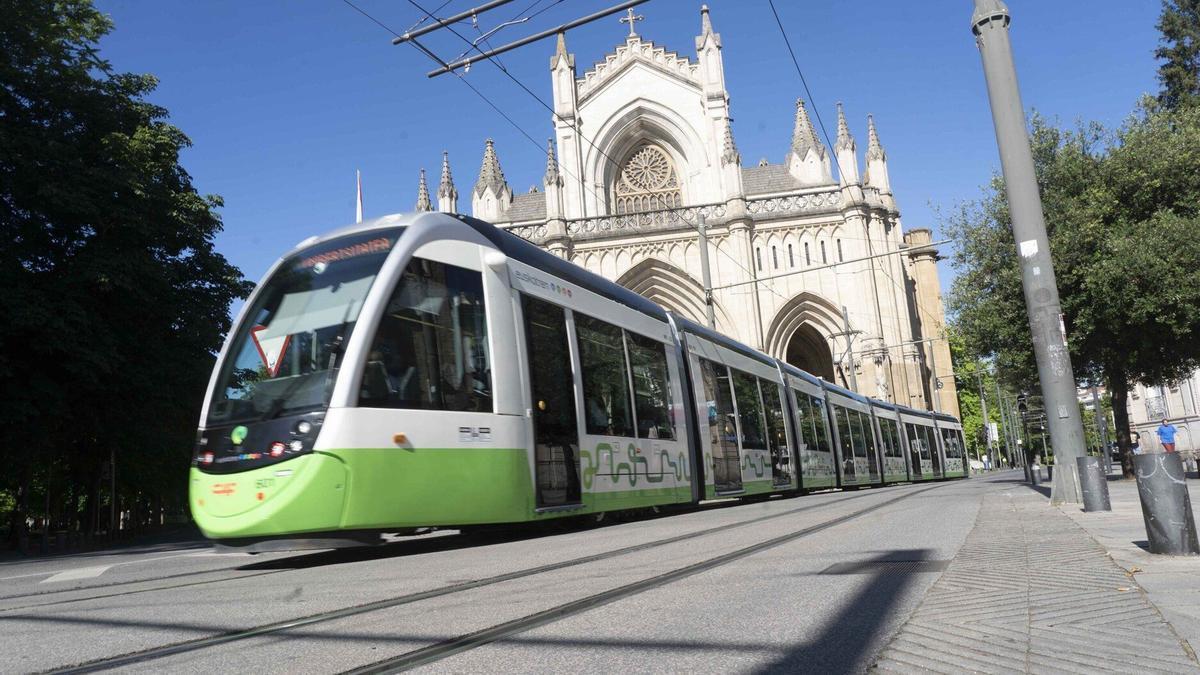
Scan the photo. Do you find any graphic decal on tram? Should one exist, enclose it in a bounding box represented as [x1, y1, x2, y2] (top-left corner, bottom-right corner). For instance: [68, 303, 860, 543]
[189, 212, 967, 549]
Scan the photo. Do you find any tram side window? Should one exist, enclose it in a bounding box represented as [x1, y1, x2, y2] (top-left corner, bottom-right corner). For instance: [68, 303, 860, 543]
[810, 395, 832, 455]
[732, 370, 767, 450]
[850, 411, 870, 459]
[833, 405, 854, 461]
[905, 423, 927, 459]
[627, 332, 675, 440]
[760, 380, 788, 454]
[883, 419, 903, 457]
[359, 257, 492, 412]
[576, 314, 635, 437]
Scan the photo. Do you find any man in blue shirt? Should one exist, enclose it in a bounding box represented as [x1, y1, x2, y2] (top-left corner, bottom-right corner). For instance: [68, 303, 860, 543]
[1156, 419, 1178, 453]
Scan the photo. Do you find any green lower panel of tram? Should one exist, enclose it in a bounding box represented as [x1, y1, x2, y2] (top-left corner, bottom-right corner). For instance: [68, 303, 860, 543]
[943, 470, 966, 478]
[190, 447, 697, 540]
[192, 447, 535, 539]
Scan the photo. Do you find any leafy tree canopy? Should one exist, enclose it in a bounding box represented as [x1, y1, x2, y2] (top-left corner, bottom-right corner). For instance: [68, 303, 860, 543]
[944, 100, 1200, 472]
[1157, 0, 1200, 110]
[0, 0, 252, 540]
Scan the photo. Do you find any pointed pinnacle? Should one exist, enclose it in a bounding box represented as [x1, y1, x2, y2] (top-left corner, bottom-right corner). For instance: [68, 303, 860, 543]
[555, 31, 567, 59]
[438, 151, 457, 199]
[721, 120, 740, 166]
[416, 168, 432, 212]
[474, 138, 508, 197]
[790, 98, 825, 159]
[835, 102, 855, 152]
[866, 114, 886, 161]
[543, 138, 562, 186]
[700, 4, 713, 35]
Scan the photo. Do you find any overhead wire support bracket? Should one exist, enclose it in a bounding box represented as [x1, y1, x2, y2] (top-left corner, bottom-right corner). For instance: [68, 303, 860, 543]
[416, 0, 652, 77]
[393, 0, 517, 44]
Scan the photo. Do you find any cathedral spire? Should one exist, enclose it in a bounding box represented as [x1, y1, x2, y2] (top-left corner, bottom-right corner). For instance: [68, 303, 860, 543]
[415, 169, 432, 212]
[864, 114, 891, 194]
[437, 152, 458, 213]
[866, 114, 886, 162]
[721, 119, 740, 166]
[835, 102, 854, 152]
[474, 138, 509, 197]
[543, 138, 562, 186]
[790, 98, 825, 160]
[834, 103, 860, 185]
[700, 4, 713, 37]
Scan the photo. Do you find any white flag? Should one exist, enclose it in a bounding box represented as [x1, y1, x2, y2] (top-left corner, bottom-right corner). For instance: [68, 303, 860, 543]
[356, 169, 364, 223]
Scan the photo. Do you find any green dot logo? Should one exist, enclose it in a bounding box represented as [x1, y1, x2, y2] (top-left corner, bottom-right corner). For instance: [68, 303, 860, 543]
[230, 426, 248, 446]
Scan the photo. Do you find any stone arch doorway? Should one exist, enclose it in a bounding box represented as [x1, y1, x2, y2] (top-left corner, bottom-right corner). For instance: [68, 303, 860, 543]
[785, 323, 835, 382]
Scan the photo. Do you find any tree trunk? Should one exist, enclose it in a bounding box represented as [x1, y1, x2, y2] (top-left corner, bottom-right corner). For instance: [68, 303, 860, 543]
[1108, 374, 1136, 479]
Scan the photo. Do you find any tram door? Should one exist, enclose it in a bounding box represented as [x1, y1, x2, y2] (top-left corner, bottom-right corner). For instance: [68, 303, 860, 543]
[701, 359, 743, 493]
[521, 296, 581, 507]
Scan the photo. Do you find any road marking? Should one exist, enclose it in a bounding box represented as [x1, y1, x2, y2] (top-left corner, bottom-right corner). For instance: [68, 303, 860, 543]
[40, 566, 113, 584]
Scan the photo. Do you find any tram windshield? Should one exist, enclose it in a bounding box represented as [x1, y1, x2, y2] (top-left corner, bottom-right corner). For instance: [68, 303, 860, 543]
[206, 228, 402, 425]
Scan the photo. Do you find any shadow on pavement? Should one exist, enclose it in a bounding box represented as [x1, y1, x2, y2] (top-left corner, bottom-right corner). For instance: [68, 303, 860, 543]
[752, 548, 936, 674]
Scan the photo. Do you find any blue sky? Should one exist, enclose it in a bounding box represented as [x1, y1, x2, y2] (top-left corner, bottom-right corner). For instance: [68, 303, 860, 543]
[95, 0, 1163, 296]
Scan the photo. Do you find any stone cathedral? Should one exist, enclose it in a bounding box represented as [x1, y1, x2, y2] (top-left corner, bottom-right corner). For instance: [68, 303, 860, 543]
[414, 6, 959, 416]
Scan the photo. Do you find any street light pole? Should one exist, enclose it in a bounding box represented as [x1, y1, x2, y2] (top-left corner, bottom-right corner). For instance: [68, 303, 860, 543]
[977, 369, 993, 469]
[972, 0, 1088, 503]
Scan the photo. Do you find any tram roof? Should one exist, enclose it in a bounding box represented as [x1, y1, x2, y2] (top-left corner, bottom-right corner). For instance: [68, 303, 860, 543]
[673, 315, 778, 368]
[777, 360, 828, 388]
[455, 214, 670, 322]
[821, 380, 871, 404]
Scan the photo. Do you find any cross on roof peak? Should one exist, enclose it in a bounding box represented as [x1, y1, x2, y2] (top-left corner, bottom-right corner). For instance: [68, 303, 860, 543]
[619, 7, 644, 37]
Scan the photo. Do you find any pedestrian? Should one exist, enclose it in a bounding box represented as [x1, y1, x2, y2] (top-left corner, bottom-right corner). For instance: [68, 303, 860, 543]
[1130, 431, 1143, 456]
[1157, 419, 1178, 453]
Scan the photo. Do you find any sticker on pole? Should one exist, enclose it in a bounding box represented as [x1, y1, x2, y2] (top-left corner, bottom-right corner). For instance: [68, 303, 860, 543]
[250, 325, 291, 377]
[1019, 239, 1038, 258]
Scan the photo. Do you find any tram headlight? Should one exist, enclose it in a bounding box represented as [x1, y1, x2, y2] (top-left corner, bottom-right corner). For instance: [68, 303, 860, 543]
[294, 420, 313, 435]
[270, 441, 286, 457]
[288, 439, 304, 453]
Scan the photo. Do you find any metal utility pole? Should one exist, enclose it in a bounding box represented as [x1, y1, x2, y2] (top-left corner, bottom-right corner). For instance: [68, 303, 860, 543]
[832, 307, 860, 392]
[977, 369, 993, 468]
[994, 377, 1011, 468]
[698, 214, 716, 329]
[972, 0, 1087, 503]
[1092, 384, 1112, 473]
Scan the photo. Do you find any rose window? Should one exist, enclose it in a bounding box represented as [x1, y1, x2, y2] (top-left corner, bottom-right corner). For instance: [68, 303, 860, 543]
[613, 144, 681, 215]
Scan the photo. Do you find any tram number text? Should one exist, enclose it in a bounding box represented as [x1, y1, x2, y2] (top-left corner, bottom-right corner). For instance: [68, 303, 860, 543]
[255, 478, 275, 489]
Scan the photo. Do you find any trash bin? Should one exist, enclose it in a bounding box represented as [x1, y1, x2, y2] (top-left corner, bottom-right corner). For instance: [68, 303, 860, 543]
[1031, 464, 1042, 486]
[1133, 452, 1200, 555]
[1076, 455, 1111, 512]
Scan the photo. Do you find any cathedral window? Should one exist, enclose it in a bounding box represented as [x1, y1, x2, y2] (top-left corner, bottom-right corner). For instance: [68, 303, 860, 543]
[772, 246, 778, 269]
[804, 242, 810, 265]
[756, 247, 762, 271]
[613, 143, 682, 215]
[837, 239, 844, 262]
[788, 244, 794, 267]
[820, 241, 827, 264]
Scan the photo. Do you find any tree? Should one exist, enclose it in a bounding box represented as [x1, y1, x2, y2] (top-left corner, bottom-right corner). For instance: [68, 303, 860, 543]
[945, 102, 1200, 479]
[0, 0, 251, 546]
[1157, 0, 1200, 110]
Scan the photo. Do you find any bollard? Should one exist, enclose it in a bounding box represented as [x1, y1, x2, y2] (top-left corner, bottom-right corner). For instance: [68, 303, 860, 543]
[1047, 464, 1054, 482]
[1133, 453, 1200, 555]
[1076, 455, 1112, 512]
[1030, 464, 1042, 486]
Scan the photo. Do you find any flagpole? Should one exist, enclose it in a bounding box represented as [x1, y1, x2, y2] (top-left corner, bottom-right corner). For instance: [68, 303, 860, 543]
[356, 170, 364, 223]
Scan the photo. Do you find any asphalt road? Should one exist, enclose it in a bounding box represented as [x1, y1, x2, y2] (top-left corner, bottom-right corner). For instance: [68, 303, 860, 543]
[0, 473, 1017, 674]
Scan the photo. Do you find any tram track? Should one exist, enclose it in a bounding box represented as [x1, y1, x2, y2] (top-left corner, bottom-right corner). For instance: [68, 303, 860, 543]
[344, 483, 945, 674]
[35, 484, 923, 674]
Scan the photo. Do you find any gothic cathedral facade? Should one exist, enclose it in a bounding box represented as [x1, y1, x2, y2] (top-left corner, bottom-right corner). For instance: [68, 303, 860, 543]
[422, 6, 959, 416]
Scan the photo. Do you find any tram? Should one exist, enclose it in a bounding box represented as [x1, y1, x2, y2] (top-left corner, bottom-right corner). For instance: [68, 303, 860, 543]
[190, 212, 968, 548]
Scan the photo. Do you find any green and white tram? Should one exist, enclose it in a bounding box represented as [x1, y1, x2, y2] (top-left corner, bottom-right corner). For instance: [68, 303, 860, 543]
[190, 213, 965, 548]
[899, 405, 943, 481]
[870, 400, 910, 484]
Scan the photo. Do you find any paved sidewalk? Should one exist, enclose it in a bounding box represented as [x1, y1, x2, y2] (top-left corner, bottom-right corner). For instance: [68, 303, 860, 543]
[874, 480, 1199, 674]
[1061, 477, 1200, 660]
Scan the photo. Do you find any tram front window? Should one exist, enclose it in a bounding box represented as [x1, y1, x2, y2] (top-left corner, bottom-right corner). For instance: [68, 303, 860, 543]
[207, 229, 400, 425]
